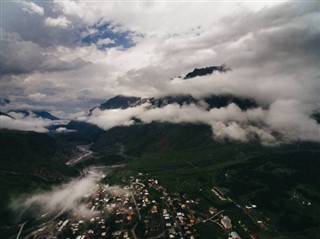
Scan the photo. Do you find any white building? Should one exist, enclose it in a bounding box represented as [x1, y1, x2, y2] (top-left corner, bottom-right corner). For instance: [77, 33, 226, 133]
[230, 231, 241, 239]
[221, 216, 232, 229]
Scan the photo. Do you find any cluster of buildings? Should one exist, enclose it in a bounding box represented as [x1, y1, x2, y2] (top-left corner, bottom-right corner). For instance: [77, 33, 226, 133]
[131, 174, 199, 239]
[28, 172, 265, 239]
[211, 187, 230, 201]
[217, 216, 242, 239]
[36, 184, 137, 239]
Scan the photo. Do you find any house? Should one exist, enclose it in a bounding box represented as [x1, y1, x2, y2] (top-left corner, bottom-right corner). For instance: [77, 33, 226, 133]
[209, 207, 217, 214]
[221, 216, 232, 229]
[230, 231, 241, 239]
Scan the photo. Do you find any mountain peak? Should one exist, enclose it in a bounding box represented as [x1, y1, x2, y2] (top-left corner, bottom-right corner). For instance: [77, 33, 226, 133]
[184, 64, 230, 79]
[8, 110, 59, 120]
[0, 98, 10, 106]
[89, 95, 142, 114]
[99, 95, 141, 110]
[0, 111, 15, 119]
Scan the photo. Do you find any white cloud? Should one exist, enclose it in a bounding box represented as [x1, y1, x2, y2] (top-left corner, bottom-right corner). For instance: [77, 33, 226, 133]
[45, 16, 72, 28]
[0, 114, 51, 133]
[212, 122, 249, 142]
[11, 170, 130, 219]
[88, 104, 147, 130]
[0, 111, 67, 133]
[18, 0, 44, 16]
[28, 92, 47, 101]
[54, 1, 284, 37]
[1, 1, 319, 145]
[80, 27, 98, 38]
[265, 100, 320, 142]
[11, 172, 100, 218]
[55, 127, 76, 133]
[1, 30, 88, 75]
[85, 100, 319, 145]
[96, 38, 115, 46]
[4, 2, 318, 105]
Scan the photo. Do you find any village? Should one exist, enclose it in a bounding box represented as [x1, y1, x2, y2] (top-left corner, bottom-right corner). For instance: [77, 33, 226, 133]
[27, 172, 266, 239]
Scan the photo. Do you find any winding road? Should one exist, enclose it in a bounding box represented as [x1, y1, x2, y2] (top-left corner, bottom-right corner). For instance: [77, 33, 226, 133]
[66, 144, 93, 166]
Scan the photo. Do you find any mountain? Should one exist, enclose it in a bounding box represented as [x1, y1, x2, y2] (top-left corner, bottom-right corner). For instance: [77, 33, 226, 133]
[0, 98, 10, 106]
[0, 129, 78, 232]
[93, 122, 216, 156]
[147, 95, 198, 107]
[312, 112, 320, 123]
[92, 94, 258, 114]
[0, 129, 76, 177]
[8, 110, 59, 120]
[184, 65, 230, 79]
[94, 95, 141, 112]
[204, 94, 258, 110]
[2, 102, 320, 239]
[0, 111, 15, 119]
[92, 121, 320, 177]
[58, 120, 104, 144]
[89, 64, 256, 113]
[32, 110, 60, 120]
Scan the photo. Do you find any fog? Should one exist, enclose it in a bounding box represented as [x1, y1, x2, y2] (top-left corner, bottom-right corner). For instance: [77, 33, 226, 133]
[10, 170, 130, 219]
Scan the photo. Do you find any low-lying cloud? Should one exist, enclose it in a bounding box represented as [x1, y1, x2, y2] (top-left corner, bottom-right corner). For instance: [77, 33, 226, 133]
[10, 172, 97, 220]
[55, 127, 76, 133]
[0, 113, 52, 133]
[0, 111, 71, 133]
[86, 100, 319, 145]
[10, 170, 130, 219]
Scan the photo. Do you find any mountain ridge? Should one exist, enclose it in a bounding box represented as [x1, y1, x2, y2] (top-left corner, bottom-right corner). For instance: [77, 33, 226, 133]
[184, 65, 230, 79]
[90, 94, 258, 114]
[8, 110, 59, 120]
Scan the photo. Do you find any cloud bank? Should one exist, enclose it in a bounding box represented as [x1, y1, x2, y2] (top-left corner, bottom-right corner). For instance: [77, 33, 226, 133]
[0, 112, 52, 133]
[0, 110, 70, 133]
[86, 100, 319, 145]
[1, 1, 319, 143]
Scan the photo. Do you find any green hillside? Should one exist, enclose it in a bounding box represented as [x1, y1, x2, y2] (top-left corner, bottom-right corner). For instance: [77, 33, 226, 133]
[0, 129, 76, 177]
[0, 129, 78, 233]
[59, 120, 104, 144]
[92, 122, 265, 167]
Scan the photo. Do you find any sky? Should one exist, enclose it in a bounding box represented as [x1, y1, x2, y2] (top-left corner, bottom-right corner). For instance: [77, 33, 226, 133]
[0, 0, 319, 144]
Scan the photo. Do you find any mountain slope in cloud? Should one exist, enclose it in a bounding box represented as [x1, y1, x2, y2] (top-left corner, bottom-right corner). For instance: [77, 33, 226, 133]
[98, 95, 141, 111]
[0, 111, 15, 119]
[93, 94, 258, 113]
[0, 98, 10, 106]
[184, 65, 230, 79]
[8, 110, 59, 120]
[0, 110, 61, 133]
[86, 95, 319, 145]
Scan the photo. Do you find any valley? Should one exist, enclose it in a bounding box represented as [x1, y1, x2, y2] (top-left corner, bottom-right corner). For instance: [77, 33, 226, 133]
[2, 1, 320, 238]
[1, 123, 319, 239]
